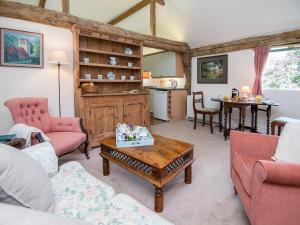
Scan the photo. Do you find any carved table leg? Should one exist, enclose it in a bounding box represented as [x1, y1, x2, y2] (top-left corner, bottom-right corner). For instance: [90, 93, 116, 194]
[229, 107, 232, 131]
[254, 105, 258, 132]
[266, 105, 271, 134]
[241, 106, 246, 132]
[185, 165, 192, 184]
[224, 104, 228, 140]
[154, 186, 164, 213]
[238, 107, 242, 130]
[251, 105, 255, 132]
[219, 102, 223, 132]
[103, 158, 110, 176]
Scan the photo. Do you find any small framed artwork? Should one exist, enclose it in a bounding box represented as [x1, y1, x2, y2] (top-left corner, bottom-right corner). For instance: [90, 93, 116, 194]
[0, 28, 43, 68]
[197, 55, 228, 84]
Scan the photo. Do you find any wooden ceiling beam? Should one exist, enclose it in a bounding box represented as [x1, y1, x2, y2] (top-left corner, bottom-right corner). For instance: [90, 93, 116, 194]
[108, 0, 150, 25]
[156, 0, 165, 6]
[108, 0, 165, 25]
[0, 1, 188, 53]
[150, 0, 156, 37]
[39, 0, 46, 8]
[61, 0, 69, 13]
[191, 30, 300, 57]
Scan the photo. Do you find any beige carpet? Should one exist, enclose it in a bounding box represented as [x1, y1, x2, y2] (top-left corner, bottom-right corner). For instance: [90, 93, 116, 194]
[60, 120, 250, 225]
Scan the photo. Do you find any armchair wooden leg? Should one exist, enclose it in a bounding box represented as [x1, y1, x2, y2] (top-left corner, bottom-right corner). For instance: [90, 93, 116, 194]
[84, 141, 90, 159]
[194, 113, 197, 129]
[202, 114, 206, 127]
[80, 118, 90, 159]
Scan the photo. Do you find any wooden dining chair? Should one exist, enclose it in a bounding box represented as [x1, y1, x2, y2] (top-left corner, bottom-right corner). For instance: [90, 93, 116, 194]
[193, 91, 220, 134]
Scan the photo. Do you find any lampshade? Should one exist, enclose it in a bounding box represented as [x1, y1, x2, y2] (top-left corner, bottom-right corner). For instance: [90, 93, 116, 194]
[241, 86, 250, 94]
[143, 71, 152, 79]
[49, 50, 69, 65]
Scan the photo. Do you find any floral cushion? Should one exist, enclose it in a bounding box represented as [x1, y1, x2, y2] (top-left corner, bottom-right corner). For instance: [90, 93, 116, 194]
[50, 162, 115, 218]
[92, 194, 173, 225]
[50, 161, 173, 225]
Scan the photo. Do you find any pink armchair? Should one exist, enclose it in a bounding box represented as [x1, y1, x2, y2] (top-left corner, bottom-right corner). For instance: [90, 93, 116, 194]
[4, 97, 89, 159]
[230, 131, 300, 225]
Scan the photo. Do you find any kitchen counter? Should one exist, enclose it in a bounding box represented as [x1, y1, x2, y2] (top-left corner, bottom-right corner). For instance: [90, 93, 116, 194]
[144, 86, 188, 91]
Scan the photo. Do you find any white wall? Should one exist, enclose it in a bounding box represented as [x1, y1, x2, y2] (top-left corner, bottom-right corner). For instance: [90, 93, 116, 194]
[188, 49, 300, 132]
[0, 17, 74, 133]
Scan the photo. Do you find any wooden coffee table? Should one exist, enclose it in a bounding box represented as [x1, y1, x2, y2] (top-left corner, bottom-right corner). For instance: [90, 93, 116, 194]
[100, 134, 194, 212]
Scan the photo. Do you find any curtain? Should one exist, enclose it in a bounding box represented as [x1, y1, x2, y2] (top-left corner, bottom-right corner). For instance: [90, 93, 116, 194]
[252, 46, 270, 95]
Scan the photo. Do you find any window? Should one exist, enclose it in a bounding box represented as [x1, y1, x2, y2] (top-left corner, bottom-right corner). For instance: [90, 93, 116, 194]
[262, 45, 300, 89]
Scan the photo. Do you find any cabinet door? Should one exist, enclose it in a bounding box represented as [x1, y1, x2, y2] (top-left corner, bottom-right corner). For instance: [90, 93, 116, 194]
[123, 100, 145, 126]
[89, 103, 119, 144]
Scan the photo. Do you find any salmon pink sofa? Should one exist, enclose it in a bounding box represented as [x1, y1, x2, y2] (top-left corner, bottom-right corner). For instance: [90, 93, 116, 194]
[4, 97, 89, 158]
[230, 130, 300, 225]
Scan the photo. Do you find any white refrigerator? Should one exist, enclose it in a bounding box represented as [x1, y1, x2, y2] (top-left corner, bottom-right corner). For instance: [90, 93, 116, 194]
[153, 90, 169, 121]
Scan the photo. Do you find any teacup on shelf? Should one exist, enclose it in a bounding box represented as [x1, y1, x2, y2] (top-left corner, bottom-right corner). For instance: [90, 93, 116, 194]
[128, 62, 133, 67]
[97, 75, 103, 80]
[83, 58, 90, 64]
[85, 74, 91, 80]
[130, 75, 135, 80]
[121, 75, 126, 80]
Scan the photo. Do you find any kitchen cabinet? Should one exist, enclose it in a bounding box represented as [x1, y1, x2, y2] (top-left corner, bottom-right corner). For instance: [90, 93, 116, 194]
[151, 88, 187, 121]
[143, 52, 184, 78]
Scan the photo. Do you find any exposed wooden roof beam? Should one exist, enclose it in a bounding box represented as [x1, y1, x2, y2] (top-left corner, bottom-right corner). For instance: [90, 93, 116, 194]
[108, 0, 165, 25]
[61, 0, 69, 13]
[191, 30, 300, 57]
[0, 1, 188, 53]
[39, 0, 46, 8]
[150, 0, 156, 37]
[156, 0, 165, 6]
[108, 0, 150, 25]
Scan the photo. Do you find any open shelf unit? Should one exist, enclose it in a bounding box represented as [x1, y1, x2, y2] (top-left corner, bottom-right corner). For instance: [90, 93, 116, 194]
[73, 28, 144, 96]
[72, 26, 150, 147]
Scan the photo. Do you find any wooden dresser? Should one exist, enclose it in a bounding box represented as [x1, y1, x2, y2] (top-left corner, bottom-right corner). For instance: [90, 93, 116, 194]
[72, 26, 150, 147]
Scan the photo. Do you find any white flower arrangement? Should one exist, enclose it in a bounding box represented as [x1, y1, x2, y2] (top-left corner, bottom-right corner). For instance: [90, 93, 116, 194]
[116, 123, 149, 142]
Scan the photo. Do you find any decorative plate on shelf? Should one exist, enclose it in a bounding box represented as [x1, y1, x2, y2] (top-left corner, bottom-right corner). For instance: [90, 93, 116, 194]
[107, 72, 115, 80]
[124, 48, 133, 55]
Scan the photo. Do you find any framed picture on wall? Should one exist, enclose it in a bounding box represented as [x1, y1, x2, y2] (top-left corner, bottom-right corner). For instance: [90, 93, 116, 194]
[197, 55, 228, 84]
[0, 28, 43, 68]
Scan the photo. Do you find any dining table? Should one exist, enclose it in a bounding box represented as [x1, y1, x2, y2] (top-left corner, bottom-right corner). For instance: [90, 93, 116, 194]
[211, 98, 279, 140]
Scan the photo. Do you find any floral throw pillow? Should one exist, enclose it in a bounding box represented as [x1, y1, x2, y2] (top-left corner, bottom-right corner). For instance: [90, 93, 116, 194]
[22, 142, 58, 177]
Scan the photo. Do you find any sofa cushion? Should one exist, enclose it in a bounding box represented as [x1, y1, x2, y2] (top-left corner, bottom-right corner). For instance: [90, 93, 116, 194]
[273, 122, 300, 163]
[0, 143, 54, 212]
[46, 132, 86, 156]
[0, 203, 90, 225]
[94, 193, 173, 225]
[22, 142, 58, 177]
[50, 162, 115, 218]
[51, 162, 173, 225]
[232, 152, 260, 196]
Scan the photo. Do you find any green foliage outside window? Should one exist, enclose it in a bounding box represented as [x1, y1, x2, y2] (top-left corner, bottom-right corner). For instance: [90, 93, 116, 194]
[263, 49, 300, 89]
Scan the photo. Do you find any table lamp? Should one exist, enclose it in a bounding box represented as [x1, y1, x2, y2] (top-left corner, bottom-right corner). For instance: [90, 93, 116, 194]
[143, 71, 152, 79]
[49, 50, 69, 117]
[241, 86, 250, 98]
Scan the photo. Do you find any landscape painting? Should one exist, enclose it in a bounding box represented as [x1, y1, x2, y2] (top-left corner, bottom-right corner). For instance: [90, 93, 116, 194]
[197, 55, 228, 83]
[0, 28, 43, 68]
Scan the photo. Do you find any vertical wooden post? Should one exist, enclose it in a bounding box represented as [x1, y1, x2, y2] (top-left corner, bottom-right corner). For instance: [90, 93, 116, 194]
[150, 0, 156, 37]
[61, 0, 69, 14]
[39, 0, 46, 8]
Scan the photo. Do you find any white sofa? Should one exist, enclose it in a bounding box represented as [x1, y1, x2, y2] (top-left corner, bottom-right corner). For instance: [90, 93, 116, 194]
[50, 161, 173, 225]
[0, 141, 172, 225]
